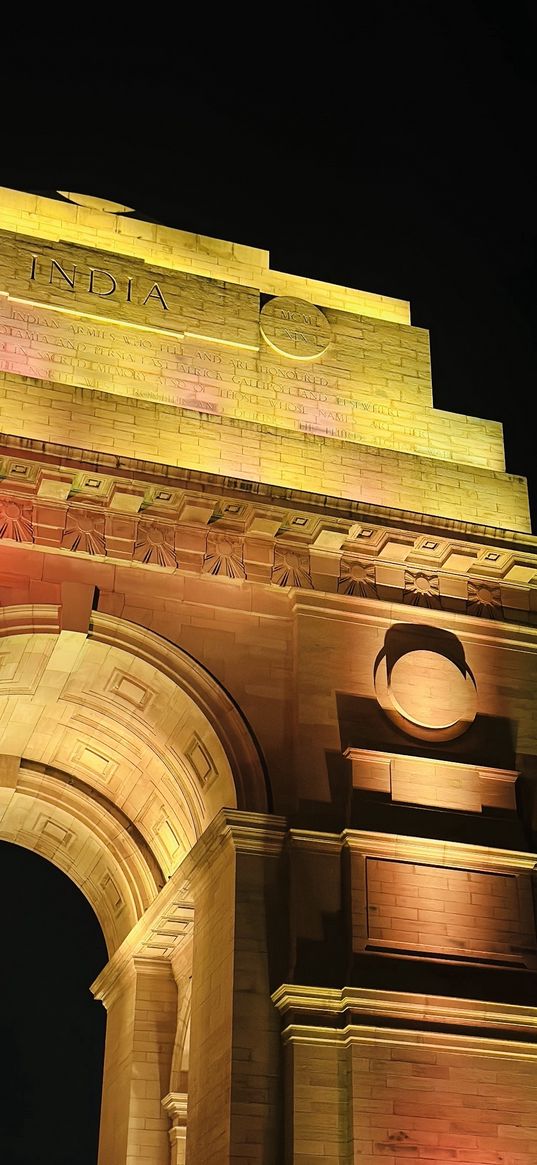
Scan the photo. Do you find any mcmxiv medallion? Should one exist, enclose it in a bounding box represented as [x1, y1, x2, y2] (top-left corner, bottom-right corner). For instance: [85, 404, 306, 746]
[260, 294, 331, 359]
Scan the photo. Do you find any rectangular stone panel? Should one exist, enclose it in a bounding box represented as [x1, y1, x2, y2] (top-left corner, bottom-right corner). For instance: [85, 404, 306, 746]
[363, 857, 537, 965]
[348, 749, 519, 813]
[392, 756, 483, 811]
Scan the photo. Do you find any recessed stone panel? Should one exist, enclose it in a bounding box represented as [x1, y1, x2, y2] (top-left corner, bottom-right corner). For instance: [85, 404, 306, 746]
[364, 858, 537, 965]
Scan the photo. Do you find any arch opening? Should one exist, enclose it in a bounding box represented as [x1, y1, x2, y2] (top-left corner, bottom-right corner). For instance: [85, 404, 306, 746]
[0, 840, 107, 1165]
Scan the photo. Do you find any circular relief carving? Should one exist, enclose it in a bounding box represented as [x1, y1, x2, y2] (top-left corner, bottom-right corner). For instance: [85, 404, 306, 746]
[260, 296, 331, 361]
[373, 623, 477, 742]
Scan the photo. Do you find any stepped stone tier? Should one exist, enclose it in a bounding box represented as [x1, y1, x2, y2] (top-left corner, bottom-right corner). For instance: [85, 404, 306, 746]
[0, 187, 537, 1164]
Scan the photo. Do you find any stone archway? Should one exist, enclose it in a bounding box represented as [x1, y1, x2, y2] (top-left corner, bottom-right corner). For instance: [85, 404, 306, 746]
[0, 604, 270, 1163]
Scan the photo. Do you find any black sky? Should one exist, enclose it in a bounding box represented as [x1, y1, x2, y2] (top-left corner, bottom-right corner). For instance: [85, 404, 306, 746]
[1, 6, 537, 1162]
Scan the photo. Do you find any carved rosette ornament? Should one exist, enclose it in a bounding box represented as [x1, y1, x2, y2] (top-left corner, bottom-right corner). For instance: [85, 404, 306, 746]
[0, 499, 34, 542]
[134, 522, 177, 567]
[272, 549, 313, 588]
[467, 581, 503, 619]
[203, 533, 245, 578]
[403, 571, 441, 609]
[62, 509, 106, 555]
[338, 558, 377, 598]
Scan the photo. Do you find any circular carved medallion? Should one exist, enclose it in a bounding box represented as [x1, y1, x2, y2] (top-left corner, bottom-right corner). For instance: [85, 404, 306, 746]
[373, 624, 477, 742]
[260, 296, 331, 361]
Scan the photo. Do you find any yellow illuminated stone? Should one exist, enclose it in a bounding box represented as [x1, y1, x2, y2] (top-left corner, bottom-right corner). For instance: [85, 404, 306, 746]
[57, 191, 135, 214]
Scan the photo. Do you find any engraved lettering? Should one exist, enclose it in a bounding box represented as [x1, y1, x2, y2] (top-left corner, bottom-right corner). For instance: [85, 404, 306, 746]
[88, 268, 117, 297]
[279, 309, 315, 326]
[49, 259, 77, 291]
[142, 282, 169, 310]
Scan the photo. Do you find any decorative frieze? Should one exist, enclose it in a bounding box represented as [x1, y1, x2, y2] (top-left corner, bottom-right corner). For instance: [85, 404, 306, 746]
[0, 444, 536, 622]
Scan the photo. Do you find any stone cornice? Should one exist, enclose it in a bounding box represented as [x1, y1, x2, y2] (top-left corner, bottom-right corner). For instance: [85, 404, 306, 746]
[0, 438, 536, 626]
[289, 826, 537, 872]
[288, 590, 537, 643]
[278, 1021, 537, 1059]
[161, 1091, 188, 1123]
[272, 984, 537, 1037]
[0, 431, 535, 550]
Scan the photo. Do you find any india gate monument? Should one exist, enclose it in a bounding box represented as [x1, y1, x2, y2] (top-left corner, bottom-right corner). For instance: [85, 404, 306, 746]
[1, 186, 537, 1165]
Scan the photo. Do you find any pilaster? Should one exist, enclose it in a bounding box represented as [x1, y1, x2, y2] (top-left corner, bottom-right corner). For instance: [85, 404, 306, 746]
[274, 987, 537, 1164]
[185, 810, 287, 1165]
[94, 956, 177, 1165]
[161, 1093, 188, 1165]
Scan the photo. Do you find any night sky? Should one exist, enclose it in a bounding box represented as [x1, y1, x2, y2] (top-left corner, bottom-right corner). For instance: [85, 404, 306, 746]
[1, 6, 537, 1162]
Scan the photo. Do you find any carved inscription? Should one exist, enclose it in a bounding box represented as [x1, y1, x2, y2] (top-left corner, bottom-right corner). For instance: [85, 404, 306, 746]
[0, 297, 493, 468]
[30, 255, 169, 310]
[260, 296, 331, 359]
[0, 235, 259, 349]
[0, 295, 461, 463]
[0, 298, 433, 450]
[0, 229, 506, 470]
